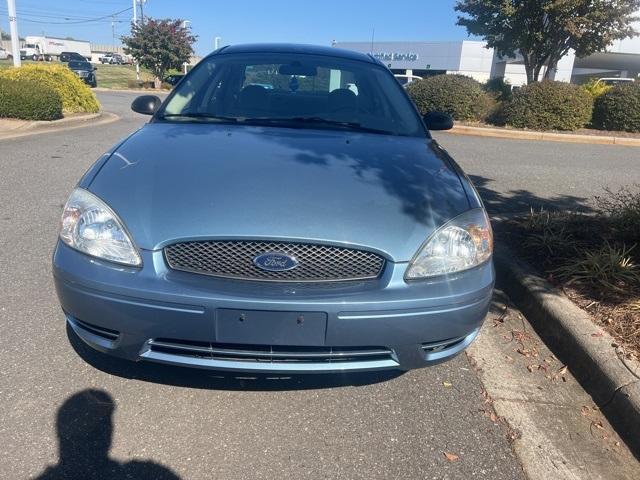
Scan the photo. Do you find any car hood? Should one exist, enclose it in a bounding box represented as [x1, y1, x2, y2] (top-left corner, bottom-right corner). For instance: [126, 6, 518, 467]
[88, 123, 470, 262]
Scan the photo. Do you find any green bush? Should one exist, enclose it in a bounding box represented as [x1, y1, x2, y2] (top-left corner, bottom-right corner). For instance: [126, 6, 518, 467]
[484, 77, 513, 102]
[504, 81, 593, 131]
[406, 74, 492, 121]
[581, 78, 611, 99]
[0, 64, 99, 114]
[592, 83, 640, 133]
[0, 77, 63, 120]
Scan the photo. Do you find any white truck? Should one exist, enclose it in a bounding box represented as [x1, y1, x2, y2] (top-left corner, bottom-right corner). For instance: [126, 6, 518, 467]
[19, 36, 91, 61]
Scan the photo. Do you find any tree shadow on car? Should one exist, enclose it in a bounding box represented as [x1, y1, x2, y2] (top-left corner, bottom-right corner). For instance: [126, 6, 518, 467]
[67, 324, 405, 391]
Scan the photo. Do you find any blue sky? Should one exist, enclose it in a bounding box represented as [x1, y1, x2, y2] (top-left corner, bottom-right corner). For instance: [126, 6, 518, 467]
[0, 0, 475, 56]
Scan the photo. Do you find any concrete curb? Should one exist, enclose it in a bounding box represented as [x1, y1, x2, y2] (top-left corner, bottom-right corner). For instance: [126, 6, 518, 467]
[493, 246, 640, 454]
[449, 124, 640, 147]
[93, 87, 171, 94]
[0, 111, 119, 141]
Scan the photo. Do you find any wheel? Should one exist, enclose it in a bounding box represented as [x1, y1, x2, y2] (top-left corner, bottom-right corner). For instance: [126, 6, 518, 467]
[32, 54, 37, 61]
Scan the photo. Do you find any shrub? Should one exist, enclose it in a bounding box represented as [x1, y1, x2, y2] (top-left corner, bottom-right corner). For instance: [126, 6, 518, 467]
[406, 74, 492, 121]
[0, 77, 63, 120]
[582, 78, 611, 99]
[592, 83, 640, 133]
[594, 186, 640, 242]
[504, 81, 593, 131]
[554, 244, 640, 294]
[484, 77, 513, 102]
[0, 64, 99, 114]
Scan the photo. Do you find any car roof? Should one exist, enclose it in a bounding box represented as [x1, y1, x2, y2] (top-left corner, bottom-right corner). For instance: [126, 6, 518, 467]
[214, 43, 379, 65]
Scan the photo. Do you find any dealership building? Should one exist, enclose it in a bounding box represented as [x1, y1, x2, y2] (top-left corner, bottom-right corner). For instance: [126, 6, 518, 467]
[334, 26, 640, 86]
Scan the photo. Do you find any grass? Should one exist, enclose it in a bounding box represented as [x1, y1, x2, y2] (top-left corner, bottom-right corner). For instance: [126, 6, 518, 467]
[94, 63, 154, 89]
[0, 59, 155, 89]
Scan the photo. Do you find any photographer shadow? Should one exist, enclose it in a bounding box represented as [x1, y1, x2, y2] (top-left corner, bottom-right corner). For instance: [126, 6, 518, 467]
[34, 389, 181, 480]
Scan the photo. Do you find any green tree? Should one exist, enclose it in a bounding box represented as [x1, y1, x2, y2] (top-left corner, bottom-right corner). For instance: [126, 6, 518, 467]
[455, 0, 640, 84]
[122, 18, 197, 87]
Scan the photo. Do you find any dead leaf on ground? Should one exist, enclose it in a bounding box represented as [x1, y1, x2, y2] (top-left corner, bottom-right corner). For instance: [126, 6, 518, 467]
[591, 331, 604, 337]
[443, 381, 453, 388]
[444, 452, 459, 462]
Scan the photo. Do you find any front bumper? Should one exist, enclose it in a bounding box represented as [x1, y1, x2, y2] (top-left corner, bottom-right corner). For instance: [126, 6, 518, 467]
[53, 241, 494, 373]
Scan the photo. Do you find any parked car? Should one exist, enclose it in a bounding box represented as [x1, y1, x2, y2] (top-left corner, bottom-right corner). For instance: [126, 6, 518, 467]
[394, 74, 423, 87]
[60, 51, 87, 63]
[67, 60, 97, 87]
[0, 47, 12, 60]
[100, 53, 124, 65]
[164, 74, 184, 86]
[595, 77, 635, 87]
[53, 44, 493, 374]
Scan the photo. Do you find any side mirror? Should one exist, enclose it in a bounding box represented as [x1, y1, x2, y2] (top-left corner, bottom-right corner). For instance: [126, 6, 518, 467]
[131, 95, 162, 115]
[423, 111, 454, 131]
[93, 66, 98, 71]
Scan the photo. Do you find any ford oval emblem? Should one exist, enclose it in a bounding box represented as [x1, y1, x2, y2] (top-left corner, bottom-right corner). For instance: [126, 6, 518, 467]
[253, 252, 299, 272]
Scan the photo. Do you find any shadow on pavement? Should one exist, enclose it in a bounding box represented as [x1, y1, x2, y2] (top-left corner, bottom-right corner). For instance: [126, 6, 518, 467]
[67, 324, 405, 391]
[468, 174, 595, 214]
[32, 389, 181, 480]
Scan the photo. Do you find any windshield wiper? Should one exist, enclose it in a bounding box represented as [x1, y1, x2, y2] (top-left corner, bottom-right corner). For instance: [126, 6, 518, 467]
[160, 113, 239, 122]
[243, 117, 395, 135]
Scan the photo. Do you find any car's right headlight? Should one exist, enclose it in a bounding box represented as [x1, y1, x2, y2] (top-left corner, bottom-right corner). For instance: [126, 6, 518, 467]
[59, 188, 141, 266]
[405, 208, 493, 280]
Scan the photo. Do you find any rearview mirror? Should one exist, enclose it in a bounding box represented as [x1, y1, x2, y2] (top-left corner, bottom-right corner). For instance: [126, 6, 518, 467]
[423, 111, 454, 131]
[131, 95, 162, 115]
[278, 62, 317, 76]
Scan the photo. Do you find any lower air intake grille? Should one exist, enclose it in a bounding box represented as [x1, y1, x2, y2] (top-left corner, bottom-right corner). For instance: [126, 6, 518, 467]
[148, 339, 395, 364]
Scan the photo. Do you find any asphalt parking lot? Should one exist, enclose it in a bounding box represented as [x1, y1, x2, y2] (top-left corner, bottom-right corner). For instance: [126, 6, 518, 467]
[0, 90, 638, 479]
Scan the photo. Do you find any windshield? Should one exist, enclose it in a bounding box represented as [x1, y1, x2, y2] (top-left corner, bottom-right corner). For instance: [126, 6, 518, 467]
[68, 61, 90, 70]
[160, 53, 425, 137]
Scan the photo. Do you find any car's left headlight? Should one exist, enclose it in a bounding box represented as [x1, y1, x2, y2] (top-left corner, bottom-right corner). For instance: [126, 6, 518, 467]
[405, 208, 492, 280]
[59, 188, 141, 266]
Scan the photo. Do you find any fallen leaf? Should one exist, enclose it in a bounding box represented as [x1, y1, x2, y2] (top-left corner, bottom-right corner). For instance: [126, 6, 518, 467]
[591, 331, 604, 337]
[489, 412, 498, 423]
[444, 452, 459, 462]
[526, 364, 538, 373]
[581, 406, 590, 416]
[558, 366, 568, 375]
[443, 381, 453, 388]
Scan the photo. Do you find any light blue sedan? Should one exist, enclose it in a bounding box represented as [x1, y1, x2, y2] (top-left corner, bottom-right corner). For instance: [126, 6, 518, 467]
[53, 44, 493, 373]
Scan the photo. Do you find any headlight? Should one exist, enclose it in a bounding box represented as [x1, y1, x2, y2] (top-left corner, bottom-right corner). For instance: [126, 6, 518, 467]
[59, 188, 141, 266]
[405, 208, 492, 280]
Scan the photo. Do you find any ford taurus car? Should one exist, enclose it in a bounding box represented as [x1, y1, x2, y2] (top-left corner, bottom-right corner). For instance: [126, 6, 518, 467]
[53, 44, 494, 374]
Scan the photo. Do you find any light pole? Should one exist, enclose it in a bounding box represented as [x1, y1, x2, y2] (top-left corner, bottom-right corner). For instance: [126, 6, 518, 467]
[214, 36, 222, 50]
[6, 0, 21, 67]
[132, 0, 139, 80]
[182, 20, 190, 74]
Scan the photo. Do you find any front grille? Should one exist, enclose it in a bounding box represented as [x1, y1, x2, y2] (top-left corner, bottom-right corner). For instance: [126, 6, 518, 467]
[164, 240, 385, 282]
[148, 339, 395, 364]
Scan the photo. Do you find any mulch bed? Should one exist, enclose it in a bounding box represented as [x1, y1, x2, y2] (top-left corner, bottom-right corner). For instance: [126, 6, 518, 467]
[495, 218, 640, 361]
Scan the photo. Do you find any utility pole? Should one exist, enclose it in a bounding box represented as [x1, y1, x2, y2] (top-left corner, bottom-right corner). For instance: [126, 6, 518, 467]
[111, 16, 115, 52]
[214, 36, 222, 50]
[139, 0, 145, 24]
[6, 0, 21, 67]
[132, 0, 139, 80]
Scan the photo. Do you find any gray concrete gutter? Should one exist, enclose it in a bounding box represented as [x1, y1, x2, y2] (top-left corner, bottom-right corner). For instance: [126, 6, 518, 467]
[450, 124, 640, 147]
[494, 246, 640, 455]
[0, 111, 119, 141]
